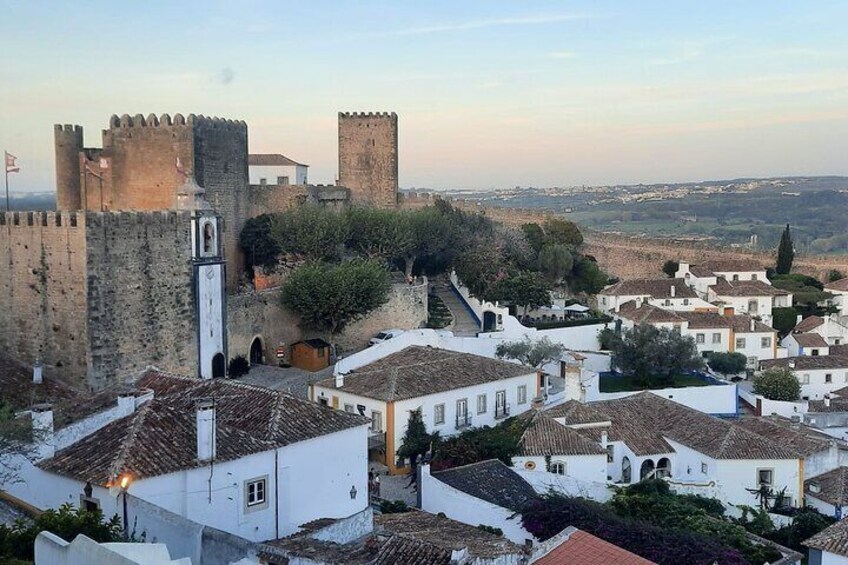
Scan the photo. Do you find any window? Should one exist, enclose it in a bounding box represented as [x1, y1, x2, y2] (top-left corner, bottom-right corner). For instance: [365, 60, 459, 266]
[732, 274, 740, 281]
[344, 404, 354, 413]
[517, 385, 527, 405]
[606, 444, 614, 463]
[664, 299, 671, 306]
[477, 394, 487, 414]
[758, 469, 774, 487]
[246, 477, 267, 509]
[701, 462, 708, 474]
[712, 333, 721, 344]
[826, 373, 833, 383]
[371, 411, 382, 433]
[736, 337, 746, 349]
[752, 274, 758, 281]
[259, 178, 267, 185]
[550, 461, 566, 475]
[434, 404, 445, 425]
[836, 338, 842, 345]
[696, 333, 705, 344]
[456, 399, 469, 427]
[761, 337, 771, 348]
[318, 397, 328, 406]
[801, 374, 810, 384]
[812, 349, 820, 356]
[277, 176, 289, 185]
[683, 298, 690, 306]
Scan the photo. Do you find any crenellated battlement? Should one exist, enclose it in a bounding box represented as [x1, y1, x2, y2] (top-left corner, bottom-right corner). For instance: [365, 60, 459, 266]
[83, 210, 189, 228]
[0, 211, 83, 228]
[54, 124, 83, 134]
[107, 113, 247, 130]
[338, 111, 397, 119]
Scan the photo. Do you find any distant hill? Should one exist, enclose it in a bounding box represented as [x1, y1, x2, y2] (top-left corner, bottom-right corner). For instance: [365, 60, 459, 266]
[4, 192, 56, 211]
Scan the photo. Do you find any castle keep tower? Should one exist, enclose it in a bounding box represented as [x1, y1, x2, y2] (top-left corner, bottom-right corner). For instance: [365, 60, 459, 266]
[54, 124, 83, 210]
[338, 112, 398, 208]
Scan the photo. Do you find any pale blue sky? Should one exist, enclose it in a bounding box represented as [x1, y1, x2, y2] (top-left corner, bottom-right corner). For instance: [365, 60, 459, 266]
[1, 1, 847, 191]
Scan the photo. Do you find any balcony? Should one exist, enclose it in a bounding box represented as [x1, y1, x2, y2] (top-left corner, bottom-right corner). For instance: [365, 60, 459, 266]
[494, 404, 510, 420]
[368, 431, 386, 450]
[455, 414, 472, 429]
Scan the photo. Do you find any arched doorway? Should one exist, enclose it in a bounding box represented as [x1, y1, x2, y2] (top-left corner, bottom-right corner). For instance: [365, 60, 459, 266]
[250, 337, 264, 365]
[640, 459, 655, 481]
[621, 456, 632, 483]
[656, 458, 672, 479]
[483, 311, 497, 332]
[212, 353, 226, 379]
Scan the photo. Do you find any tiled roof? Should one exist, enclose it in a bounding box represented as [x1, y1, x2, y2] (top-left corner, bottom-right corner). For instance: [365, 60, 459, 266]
[794, 333, 830, 348]
[761, 355, 848, 371]
[826, 278, 848, 292]
[794, 315, 824, 333]
[532, 527, 655, 565]
[547, 393, 799, 459]
[733, 416, 835, 457]
[691, 259, 766, 275]
[372, 536, 451, 565]
[806, 467, 848, 507]
[601, 279, 696, 299]
[710, 279, 787, 297]
[315, 346, 533, 402]
[40, 370, 368, 484]
[517, 409, 607, 457]
[676, 311, 731, 330]
[831, 345, 848, 357]
[431, 459, 539, 513]
[248, 153, 307, 167]
[374, 510, 523, 559]
[616, 302, 684, 325]
[727, 314, 776, 334]
[804, 518, 848, 557]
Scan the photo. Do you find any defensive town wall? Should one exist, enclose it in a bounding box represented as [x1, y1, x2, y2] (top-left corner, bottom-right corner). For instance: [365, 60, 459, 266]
[338, 112, 398, 209]
[398, 192, 551, 227]
[246, 184, 350, 219]
[0, 212, 89, 385]
[227, 280, 428, 363]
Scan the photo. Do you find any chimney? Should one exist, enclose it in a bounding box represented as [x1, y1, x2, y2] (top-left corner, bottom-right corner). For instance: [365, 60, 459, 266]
[196, 400, 216, 462]
[600, 430, 609, 448]
[670, 284, 676, 298]
[531, 396, 545, 410]
[750, 317, 755, 332]
[335, 372, 345, 388]
[825, 395, 832, 408]
[796, 314, 803, 325]
[789, 360, 796, 369]
[31, 403, 55, 460]
[117, 391, 136, 416]
[32, 358, 43, 384]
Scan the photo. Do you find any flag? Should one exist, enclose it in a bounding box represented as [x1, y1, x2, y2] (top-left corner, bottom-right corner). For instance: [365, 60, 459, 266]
[84, 162, 103, 180]
[4, 152, 19, 174]
[176, 157, 187, 178]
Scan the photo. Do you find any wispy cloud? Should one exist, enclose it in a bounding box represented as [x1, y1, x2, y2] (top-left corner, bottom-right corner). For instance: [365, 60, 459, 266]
[549, 51, 578, 59]
[647, 37, 731, 66]
[389, 14, 589, 36]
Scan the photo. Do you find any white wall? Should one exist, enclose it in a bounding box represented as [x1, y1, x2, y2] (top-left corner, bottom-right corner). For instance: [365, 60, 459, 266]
[685, 327, 732, 356]
[54, 392, 153, 451]
[512, 468, 613, 502]
[735, 331, 778, 363]
[512, 454, 607, 485]
[198, 262, 225, 379]
[715, 459, 801, 509]
[796, 368, 848, 400]
[805, 494, 837, 518]
[249, 165, 307, 185]
[35, 531, 189, 565]
[419, 465, 535, 545]
[587, 382, 738, 415]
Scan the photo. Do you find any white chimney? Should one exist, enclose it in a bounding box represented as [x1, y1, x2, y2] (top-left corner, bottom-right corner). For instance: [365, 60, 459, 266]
[670, 285, 676, 298]
[750, 318, 755, 332]
[32, 358, 43, 384]
[789, 360, 796, 369]
[117, 392, 136, 416]
[196, 400, 216, 462]
[335, 372, 345, 388]
[600, 430, 609, 448]
[796, 314, 803, 325]
[825, 395, 832, 408]
[31, 403, 55, 460]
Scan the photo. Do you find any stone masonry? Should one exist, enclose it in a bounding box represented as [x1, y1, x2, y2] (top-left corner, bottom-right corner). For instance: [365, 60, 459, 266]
[338, 112, 398, 208]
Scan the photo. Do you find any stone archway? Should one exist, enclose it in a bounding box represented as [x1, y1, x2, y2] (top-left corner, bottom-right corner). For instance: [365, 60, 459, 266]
[656, 457, 672, 479]
[640, 459, 655, 481]
[250, 336, 264, 365]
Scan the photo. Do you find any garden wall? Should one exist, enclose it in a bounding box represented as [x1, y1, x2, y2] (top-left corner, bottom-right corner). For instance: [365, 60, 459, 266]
[588, 380, 738, 415]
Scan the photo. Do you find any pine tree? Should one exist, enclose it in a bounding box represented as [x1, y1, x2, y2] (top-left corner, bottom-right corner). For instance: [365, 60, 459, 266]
[776, 224, 794, 275]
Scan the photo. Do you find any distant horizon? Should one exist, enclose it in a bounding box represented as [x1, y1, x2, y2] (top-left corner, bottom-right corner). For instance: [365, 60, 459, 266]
[2, 1, 847, 192]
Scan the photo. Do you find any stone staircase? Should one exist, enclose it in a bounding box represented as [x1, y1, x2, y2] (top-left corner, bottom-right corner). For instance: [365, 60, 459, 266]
[431, 282, 480, 337]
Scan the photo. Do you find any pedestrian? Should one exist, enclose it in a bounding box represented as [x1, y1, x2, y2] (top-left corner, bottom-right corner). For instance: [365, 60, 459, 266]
[374, 473, 381, 498]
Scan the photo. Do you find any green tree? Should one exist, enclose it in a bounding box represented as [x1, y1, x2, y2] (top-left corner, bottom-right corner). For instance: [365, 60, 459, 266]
[753, 367, 801, 401]
[239, 214, 282, 269]
[662, 260, 680, 278]
[485, 271, 552, 317]
[495, 337, 566, 370]
[776, 224, 794, 275]
[273, 206, 348, 261]
[538, 244, 574, 284]
[402, 207, 454, 276]
[543, 218, 584, 246]
[707, 352, 748, 375]
[610, 324, 702, 387]
[0, 399, 42, 485]
[396, 408, 439, 486]
[828, 269, 845, 283]
[521, 223, 547, 253]
[344, 207, 412, 261]
[280, 259, 391, 343]
[570, 255, 609, 294]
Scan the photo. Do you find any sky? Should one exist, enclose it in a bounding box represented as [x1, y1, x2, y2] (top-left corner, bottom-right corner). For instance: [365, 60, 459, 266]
[1, 1, 847, 192]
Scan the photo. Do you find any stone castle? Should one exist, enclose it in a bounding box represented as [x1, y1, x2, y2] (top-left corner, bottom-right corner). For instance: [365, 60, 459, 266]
[1, 111, 423, 391]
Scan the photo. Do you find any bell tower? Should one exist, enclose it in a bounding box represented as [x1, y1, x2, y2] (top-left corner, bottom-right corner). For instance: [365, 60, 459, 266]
[177, 175, 227, 379]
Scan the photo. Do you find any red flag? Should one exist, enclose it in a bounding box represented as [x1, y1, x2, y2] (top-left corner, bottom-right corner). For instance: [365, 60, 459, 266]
[176, 157, 187, 179]
[4, 152, 19, 174]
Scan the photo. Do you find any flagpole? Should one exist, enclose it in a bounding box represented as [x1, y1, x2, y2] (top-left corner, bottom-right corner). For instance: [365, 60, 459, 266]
[4, 160, 8, 212]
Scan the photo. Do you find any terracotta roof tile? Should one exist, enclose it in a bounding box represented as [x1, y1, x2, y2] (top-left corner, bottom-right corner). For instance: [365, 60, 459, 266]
[532, 528, 655, 565]
[248, 153, 307, 167]
[804, 518, 848, 557]
[517, 410, 607, 457]
[728, 314, 776, 334]
[806, 467, 848, 507]
[826, 278, 848, 292]
[602, 279, 696, 299]
[431, 459, 539, 512]
[616, 302, 684, 325]
[761, 355, 848, 371]
[794, 316, 825, 333]
[794, 333, 830, 348]
[734, 416, 835, 457]
[676, 311, 731, 329]
[690, 260, 766, 275]
[315, 346, 534, 402]
[710, 279, 788, 297]
[39, 370, 368, 484]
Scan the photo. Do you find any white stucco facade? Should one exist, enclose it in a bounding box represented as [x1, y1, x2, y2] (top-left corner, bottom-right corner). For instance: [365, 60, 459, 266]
[512, 453, 607, 484]
[249, 164, 308, 186]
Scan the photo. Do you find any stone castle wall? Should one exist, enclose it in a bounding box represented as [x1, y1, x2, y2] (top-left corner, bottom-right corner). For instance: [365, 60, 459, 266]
[0, 212, 89, 385]
[399, 192, 551, 227]
[246, 184, 350, 219]
[84, 211, 197, 390]
[338, 112, 398, 208]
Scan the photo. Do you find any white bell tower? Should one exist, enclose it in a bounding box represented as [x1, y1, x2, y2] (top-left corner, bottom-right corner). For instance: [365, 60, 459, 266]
[177, 175, 227, 379]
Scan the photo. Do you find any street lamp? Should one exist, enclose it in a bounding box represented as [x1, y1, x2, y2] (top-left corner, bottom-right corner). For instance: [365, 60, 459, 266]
[116, 473, 133, 536]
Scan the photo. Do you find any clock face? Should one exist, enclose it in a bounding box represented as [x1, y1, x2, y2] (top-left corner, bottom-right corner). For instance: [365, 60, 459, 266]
[205, 266, 215, 280]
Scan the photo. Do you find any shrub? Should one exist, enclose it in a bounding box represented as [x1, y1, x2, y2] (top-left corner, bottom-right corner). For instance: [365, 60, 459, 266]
[228, 355, 250, 378]
[707, 352, 748, 375]
[753, 367, 801, 401]
[379, 500, 410, 514]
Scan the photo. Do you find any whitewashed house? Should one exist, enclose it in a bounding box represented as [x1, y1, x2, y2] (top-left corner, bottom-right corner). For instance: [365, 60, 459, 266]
[803, 518, 848, 565]
[707, 278, 792, 326]
[7, 370, 370, 544]
[676, 259, 770, 298]
[248, 153, 308, 185]
[783, 333, 831, 357]
[598, 279, 714, 314]
[761, 356, 848, 401]
[805, 467, 848, 518]
[545, 393, 806, 508]
[824, 278, 848, 317]
[784, 315, 848, 349]
[311, 345, 538, 475]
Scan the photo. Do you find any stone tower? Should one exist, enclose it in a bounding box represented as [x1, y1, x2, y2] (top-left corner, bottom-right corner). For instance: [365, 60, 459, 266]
[54, 124, 83, 210]
[338, 112, 398, 208]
